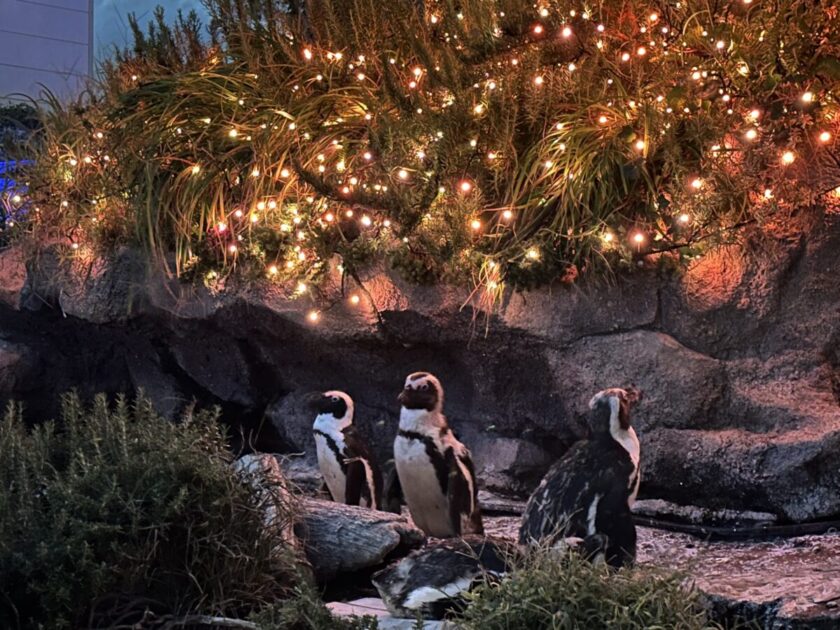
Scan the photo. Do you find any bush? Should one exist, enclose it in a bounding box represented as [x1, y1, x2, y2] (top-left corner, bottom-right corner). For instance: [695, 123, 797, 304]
[0, 392, 301, 629]
[456, 547, 718, 630]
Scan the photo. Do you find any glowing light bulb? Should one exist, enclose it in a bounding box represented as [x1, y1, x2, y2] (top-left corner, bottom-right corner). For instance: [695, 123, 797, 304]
[234, 209, 244, 218]
[764, 188, 773, 199]
[361, 215, 372, 227]
[819, 131, 832, 143]
[458, 180, 473, 193]
[325, 212, 334, 222]
[280, 168, 290, 178]
[307, 310, 320, 323]
[633, 233, 645, 244]
[715, 40, 726, 49]
[781, 150, 796, 165]
[228, 129, 238, 138]
[191, 164, 201, 174]
[12, 194, 22, 204]
[383, 219, 391, 227]
[303, 48, 313, 60]
[502, 210, 513, 221]
[69, 158, 78, 166]
[251, 168, 260, 178]
[562, 26, 572, 38]
[801, 91, 814, 103]
[349, 294, 361, 305]
[470, 219, 482, 231]
[598, 115, 608, 124]
[363, 151, 373, 160]
[228, 244, 238, 253]
[621, 52, 631, 62]
[649, 12, 659, 21]
[534, 75, 544, 86]
[533, 24, 544, 35]
[745, 128, 758, 140]
[637, 46, 647, 56]
[603, 232, 614, 242]
[268, 265, 278, 275]
[635, 139, 646, 151]
[678, 213, 691, 224]
[526, 248, 540, 260]
[398, 169, 409, 180]
[690, 178, 704, 190]
[345, 210, 354, 218]
[217, 222, 227, 232]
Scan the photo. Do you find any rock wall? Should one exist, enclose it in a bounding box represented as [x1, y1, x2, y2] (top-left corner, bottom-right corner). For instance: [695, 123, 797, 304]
[0, 207, 838, 522]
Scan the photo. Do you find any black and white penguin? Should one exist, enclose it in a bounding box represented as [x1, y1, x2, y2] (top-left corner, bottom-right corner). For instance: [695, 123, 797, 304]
[372, 537, 510, 620]
[308, 390, 383, 510]
[518, 387, 642, 568]
[394, 372, 483, 538]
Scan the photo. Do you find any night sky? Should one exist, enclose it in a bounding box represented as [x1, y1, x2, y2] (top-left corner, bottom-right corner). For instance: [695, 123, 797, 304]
[95, 0, 208, 58]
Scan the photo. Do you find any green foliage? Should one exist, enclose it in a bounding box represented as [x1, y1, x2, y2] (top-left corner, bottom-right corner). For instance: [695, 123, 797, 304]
[10, 0, 840, 295]
[0, 393, 301, 629]
[456, 548, 717, 630]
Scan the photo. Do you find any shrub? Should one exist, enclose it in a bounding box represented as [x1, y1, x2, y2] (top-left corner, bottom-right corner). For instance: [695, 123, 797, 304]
[0, 392, 301, 629]
[456, 547, 718, 630]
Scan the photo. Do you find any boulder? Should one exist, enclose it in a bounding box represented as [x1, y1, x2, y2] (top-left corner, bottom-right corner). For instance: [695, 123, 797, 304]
[0, 339, 30, 395]
[0, 209, 839, 522]
[0, 246, 27, 310]
[295, 498, 425, 580]
[233, 453, 298, 550]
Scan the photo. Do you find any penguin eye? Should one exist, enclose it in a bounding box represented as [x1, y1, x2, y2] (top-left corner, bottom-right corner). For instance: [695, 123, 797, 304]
[330, 396, 339, 402]
[420, 384, 428, 391]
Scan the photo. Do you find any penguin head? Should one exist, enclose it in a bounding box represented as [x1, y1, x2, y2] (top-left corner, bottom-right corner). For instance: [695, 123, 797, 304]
[587, 387, 642, 435]
[307, 390, 354, 428]
[397, 372, 443, 412]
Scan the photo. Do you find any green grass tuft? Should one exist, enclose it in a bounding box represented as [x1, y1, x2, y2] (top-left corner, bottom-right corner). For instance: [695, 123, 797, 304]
[456, 546, 718, 630]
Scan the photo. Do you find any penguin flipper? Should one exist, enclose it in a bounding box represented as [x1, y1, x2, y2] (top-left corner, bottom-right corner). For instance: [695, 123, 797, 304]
[344, 458, 365, 506]
[446, 449, 483, 536]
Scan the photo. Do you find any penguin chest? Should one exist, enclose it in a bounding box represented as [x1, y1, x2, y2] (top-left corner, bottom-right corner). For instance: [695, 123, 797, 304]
[394, 436, 452, 537]
[314, 433, 346, 504]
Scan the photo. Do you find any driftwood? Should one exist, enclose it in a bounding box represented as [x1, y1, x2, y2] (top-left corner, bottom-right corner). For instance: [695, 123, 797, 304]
[295, 497, 426, 580]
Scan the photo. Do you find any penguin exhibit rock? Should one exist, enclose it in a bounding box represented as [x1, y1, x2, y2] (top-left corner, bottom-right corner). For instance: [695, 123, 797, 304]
[372, 537, 510, 620]
[394, 372, 484, 538]
[519, 387, 642, 568]
[308, 390, 383, 509]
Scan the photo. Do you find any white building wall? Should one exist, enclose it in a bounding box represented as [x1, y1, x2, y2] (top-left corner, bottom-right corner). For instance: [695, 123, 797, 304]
[0, 0, 93, 99]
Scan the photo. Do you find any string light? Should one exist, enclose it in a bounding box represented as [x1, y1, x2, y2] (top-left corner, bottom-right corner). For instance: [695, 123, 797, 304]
[801, 91, 814, 103]
[459, 180, 473, 192]
[781, 150, 796, 165]
[526, 248, 540, 260]
[501, 209, 513, 221]
[690, 178, 704, 190]
[307, 310, 320, 323]
[470, 219, 482, 231]
[678, 213, 691, 224]
[534, 75, 544, 86]
[819, 131, 832, 143]
[349, 294, 360, 305]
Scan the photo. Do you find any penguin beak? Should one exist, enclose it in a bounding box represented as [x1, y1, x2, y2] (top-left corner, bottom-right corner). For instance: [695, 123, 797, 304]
[303, 392, 327, 413]
[398, 387, 436, 411]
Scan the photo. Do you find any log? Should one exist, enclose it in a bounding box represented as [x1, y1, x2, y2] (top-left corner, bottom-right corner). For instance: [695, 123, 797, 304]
[295, 498, 426, 580]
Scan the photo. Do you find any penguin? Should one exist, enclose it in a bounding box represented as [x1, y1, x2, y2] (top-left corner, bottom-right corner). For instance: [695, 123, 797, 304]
[372, 536, 510, 620]
[308, 390, 383, 509]
[518, 386, 642, 568]
[393, 372, 483, 538]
